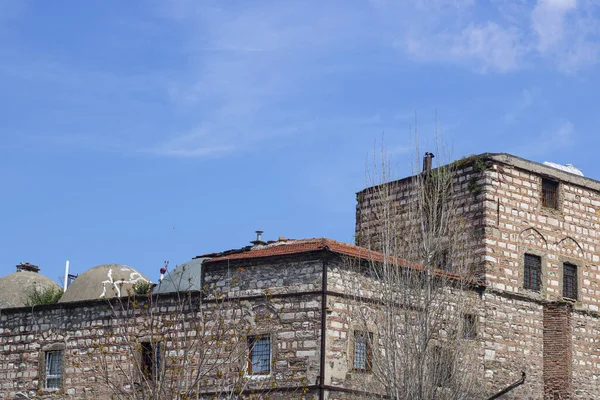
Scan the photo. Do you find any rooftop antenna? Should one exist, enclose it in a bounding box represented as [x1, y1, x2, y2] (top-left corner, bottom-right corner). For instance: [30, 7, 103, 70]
[63, 260, 70, 291]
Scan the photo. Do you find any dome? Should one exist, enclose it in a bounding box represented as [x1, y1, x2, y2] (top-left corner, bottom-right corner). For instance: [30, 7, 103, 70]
[152, 258, 204, 294]
[0, 270, 62, 309]
[59, 264, 149, 303]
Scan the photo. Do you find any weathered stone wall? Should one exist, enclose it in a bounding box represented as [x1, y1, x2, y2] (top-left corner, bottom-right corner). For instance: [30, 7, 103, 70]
[481, 161, 600, 308]
[203, 256, 323, 297]
[479, 290, 544, 399]
[571, 310, 600, 399]
[0, 255, 324, 400]
[355, 160, 488, 276]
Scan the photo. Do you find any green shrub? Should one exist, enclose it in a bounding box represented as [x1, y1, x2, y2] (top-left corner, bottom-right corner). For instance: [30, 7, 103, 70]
[132, 280, 152, 296]
[24, 285, 63, 306]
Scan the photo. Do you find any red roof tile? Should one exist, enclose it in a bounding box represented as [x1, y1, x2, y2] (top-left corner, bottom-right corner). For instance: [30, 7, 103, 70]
[203, 238, 485, 288]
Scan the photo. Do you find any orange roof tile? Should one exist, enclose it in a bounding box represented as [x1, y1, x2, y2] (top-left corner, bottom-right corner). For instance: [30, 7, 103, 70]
[203, 238, 485, 288]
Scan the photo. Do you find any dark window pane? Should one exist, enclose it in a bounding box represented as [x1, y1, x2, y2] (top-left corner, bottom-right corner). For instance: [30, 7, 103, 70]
[524, 254, 542, 291]
[141, 342, 161, 380]
[463, 314, 477, 339]
[542, 179, 559, 209]
[563, 263, 578, 300]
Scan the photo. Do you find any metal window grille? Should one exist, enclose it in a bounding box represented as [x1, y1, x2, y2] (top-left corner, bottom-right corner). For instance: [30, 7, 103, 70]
[462, 314, 477, 339]
[141, 342, 161, 380]
[524, 254, 541, 291]
[563, 263, 578, 300]
[353, 331, 372, 371]
[247, 336, 271, 375]
[45, 351, 62, 389]
[542, 179, 559, 209]
[433, 345, 453, 387]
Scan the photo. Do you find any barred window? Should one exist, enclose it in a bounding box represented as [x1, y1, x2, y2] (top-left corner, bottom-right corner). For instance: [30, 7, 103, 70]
[462, 314, 477, 339]
[524, 253, 541, 291]
[542, 179, 559, 209]
[432, 345, 453, 387]
[45, 351, 62, 390]
[141, 341, 161, 380]
[247, 335, 271, 375]
[563, 263, 578, 300]
[353, 331, 372, 372]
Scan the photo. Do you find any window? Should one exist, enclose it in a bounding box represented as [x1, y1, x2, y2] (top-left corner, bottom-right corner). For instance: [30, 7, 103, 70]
[432, 345, 453, 387]
[140, 341, 161, 380]
[45, 350, 62, 390]
[542, 179, 559, 209]
[462, 314, 477, 339]
[524, 253, 542, 291]
[247, 335, 271, 375]
[436, 249, 451, 272]
[563, 263, 578, 300]
[353, 331, 372, 372]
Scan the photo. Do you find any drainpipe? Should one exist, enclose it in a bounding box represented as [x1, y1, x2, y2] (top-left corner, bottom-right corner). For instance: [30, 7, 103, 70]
[486, 371, 526, 400]
[319, 258, 328, 400]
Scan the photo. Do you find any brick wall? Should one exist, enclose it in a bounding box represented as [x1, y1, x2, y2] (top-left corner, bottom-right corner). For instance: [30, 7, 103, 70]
[543, 302, 572, 400]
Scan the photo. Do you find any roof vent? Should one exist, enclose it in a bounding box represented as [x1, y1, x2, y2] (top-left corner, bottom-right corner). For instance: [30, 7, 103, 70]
[16, 262, 40, 273]
[543, 161, 584, 177]
[250, 230, 267, 246]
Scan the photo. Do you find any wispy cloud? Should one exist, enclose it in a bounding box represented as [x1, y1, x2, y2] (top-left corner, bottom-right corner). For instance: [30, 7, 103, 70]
[513, 120, 575, 158]
[381, 0, 600, 73]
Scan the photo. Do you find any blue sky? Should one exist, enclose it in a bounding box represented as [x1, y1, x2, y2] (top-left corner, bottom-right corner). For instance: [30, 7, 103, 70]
[2, 0, 599, 283]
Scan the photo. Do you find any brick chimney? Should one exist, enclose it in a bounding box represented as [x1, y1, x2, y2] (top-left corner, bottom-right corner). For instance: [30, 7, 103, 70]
[16, 262, 40, 273]
[543, 301, 573, 399]
[423, 152, 435, 173]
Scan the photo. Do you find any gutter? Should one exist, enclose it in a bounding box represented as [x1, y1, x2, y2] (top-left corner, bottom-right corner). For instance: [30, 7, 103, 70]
[486, 371, 526, 400]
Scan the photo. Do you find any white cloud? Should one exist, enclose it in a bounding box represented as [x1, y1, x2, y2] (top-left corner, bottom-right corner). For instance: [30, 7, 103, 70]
[514, 120, 575, 157]
[383, 0, 599, 73]
[532, 0, 577, 51]
[450, 23, 525, 73]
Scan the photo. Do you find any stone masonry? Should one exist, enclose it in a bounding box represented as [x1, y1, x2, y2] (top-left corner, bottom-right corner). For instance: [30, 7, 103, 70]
[356, 152, 600, 399]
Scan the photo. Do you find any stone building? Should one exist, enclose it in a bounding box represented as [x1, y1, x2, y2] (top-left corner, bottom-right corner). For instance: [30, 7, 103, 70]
[1, 152, 598, 399]
[356, 152, 600, 399]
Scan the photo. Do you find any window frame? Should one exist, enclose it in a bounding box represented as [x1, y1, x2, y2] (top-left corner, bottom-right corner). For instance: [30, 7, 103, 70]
[247, 334, 272, 376]
[541, 178, 559, 210]
[523, 253, 542, 292]
[432, 344, 454, 388]
[462, 314, 477, 340]
[562, 262, 578, 300]
[40, 343, 65, 391]
[352, 330, 373, 372]
[140, 340, 162, 381]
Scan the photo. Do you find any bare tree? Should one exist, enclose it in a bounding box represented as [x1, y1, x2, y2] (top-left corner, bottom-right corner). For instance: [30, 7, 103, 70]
[347, 139, 484, 399]
[89, 263, 306, 400]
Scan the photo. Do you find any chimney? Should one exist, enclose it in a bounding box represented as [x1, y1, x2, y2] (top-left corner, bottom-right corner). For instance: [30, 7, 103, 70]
[250, 230, 267, 246]
[423, 152, 435, 173]
[16, 262, 40, 273]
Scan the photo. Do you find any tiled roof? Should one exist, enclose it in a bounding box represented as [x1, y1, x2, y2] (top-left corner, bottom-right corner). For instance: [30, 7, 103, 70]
[204, 238, 382, 263]
[203, 238, 485, 288]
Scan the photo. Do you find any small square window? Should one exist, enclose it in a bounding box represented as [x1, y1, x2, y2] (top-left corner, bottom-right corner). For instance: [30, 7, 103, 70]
[563, 263, 578, 300]
[45, 350, 62, 390]
[247, 335, 271, 375]
[141, 341, 161, 380]
[353, 331, 372, 372]
[541, 179, 559, 209]
[462, 314, 477, 339]
[524, 253, 542, 291]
